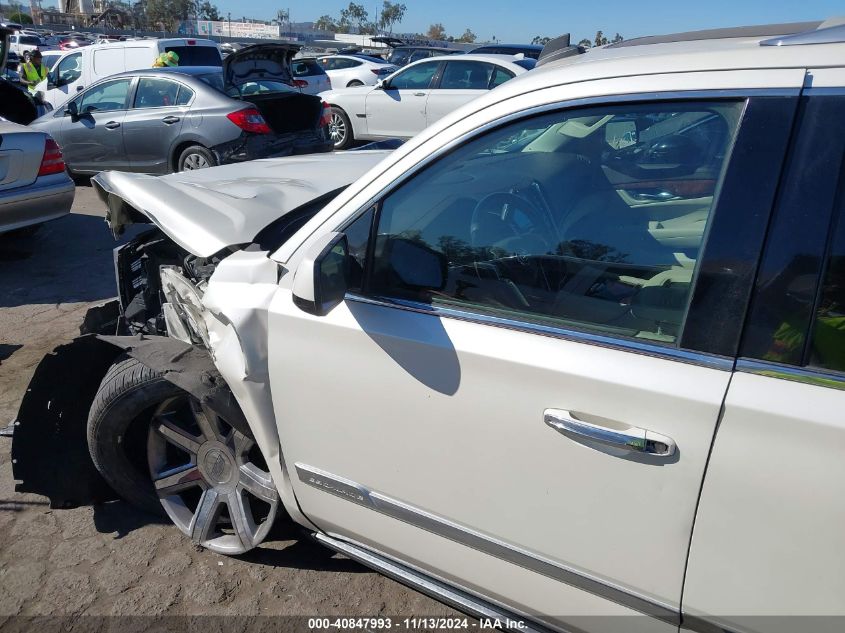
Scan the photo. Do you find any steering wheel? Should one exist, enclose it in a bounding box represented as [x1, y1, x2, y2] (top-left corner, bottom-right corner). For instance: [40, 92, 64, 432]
[469, 192, 553, 256]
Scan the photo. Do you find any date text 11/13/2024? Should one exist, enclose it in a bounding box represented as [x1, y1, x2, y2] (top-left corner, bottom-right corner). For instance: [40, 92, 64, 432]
[307, 617, 528, 630]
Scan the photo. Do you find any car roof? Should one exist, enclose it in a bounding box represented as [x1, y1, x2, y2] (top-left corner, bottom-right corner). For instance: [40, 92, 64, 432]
[116, 66, 222, 78]
[409, 53, 529, 66]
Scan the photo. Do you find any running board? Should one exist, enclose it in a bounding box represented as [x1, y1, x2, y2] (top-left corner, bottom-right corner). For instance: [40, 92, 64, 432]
[314, 532, 559, 633]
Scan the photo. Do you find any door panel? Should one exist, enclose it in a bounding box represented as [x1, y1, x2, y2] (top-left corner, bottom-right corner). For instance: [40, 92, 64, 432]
[269, 292, 728, 628]
[365, 61, 439, 138]
[426, 60, 494, 126]
[266, 98, 764, 630]
[123, 77, 188, 173]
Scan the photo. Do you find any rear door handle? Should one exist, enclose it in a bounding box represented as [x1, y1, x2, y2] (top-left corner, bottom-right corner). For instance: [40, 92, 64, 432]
[544, 409, 676, 457]
[104, 121, 121, 130]
[414, 92, 426, 97]
[162, 116, 180, 124]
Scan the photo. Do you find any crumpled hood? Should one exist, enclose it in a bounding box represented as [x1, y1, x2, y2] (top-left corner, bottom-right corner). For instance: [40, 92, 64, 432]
[91, 151, 390, 257]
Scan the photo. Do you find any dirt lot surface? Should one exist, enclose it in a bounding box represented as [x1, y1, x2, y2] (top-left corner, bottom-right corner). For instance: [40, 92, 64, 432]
[0, 183, 458, 628]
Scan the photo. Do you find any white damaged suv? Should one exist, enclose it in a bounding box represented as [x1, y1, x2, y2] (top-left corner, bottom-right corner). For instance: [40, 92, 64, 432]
[12, 19, 845, 633]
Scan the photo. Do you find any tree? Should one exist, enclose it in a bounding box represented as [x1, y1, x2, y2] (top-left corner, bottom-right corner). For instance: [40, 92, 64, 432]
[360, 20, 378, 35]
[340, 2, 368, 34]
[531, 35, 551, 45]
[9, 11, 33, 23]
[611, 32, 624, 43]
[426, 22, 446, 40]
[456, 28, 476, 43]
[314, 14, 338, 32]
[578, 38, 592, 48]
[378, 1, 406, 35]
[594, 30, 608, 47]
[193, 0, 219, 21]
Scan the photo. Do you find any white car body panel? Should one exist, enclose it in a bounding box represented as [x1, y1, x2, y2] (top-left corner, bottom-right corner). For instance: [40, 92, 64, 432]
[91, 150, 390, 257]
[89, 29, 845, 630]
[684, 373, 845, 631]
[319, 55, 397, 89]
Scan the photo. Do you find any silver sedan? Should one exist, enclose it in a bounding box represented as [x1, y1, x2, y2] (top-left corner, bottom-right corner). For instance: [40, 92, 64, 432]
[0, 119, 74, 234]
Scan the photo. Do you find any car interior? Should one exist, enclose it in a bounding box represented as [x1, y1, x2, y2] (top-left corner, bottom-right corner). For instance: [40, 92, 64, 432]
[366, 102, 743, 345]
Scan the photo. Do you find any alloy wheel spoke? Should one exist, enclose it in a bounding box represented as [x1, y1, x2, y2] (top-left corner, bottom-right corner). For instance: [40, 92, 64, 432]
[238, 463, 278, 504]
[191, 400, 224, 442]
[154, 416, 202, 455]
[153, 465, 204, 498]
[232, 430, 254, 457]
[227, 491, 257, 551]
[189, 488, 223, 544]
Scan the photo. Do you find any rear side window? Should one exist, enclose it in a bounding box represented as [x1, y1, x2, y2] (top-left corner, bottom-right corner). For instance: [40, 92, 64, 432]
[490, 66, 514, 88]
[165, 45, 221, 67]
[292, 59, 325, 77]
[439, 61, 494, 90]
[809, 185, 845, 372]
[175, 85, 194, 105]
[133, 77, 180, 108]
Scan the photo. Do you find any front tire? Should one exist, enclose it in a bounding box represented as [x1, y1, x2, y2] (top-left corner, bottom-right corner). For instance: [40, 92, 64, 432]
[87, 356, 280, 554]
[177, 144, 217, 172]
[329, 106, 354, 150]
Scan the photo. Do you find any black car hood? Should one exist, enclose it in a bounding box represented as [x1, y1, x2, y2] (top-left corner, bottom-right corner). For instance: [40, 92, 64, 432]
[222, 43, 301, 92]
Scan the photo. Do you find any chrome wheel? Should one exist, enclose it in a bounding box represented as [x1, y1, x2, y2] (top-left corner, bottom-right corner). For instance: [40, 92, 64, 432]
[182, 152, 210, 170]
[147, 397, 279, 555]
[329, 113, 347, 146]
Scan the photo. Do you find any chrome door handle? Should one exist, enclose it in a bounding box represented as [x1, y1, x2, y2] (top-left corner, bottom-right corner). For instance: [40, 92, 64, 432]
[162, 115, 180, 124]
[104, 121, 121, 129]
[414, 92, 426, 96]
[544, 409, 676, 457]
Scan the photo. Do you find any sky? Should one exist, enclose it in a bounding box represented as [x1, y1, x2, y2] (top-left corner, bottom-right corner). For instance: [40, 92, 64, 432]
[210, 0, 844, 42]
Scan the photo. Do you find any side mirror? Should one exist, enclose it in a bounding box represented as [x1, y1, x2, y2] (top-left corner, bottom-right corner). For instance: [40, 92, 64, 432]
[376, 79, 387, 90]
[65, 100, 79, 121]
[292, 232, 349, 316]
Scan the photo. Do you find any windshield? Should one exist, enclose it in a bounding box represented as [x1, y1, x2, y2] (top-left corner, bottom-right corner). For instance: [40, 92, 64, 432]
[165, 46, 222, 67]
[20, 36, 40, 45]
[292, 59, 324, 77]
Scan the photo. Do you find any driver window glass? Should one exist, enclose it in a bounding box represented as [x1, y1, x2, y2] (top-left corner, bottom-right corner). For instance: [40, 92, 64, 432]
[388, 62, 438, 90]
[56, 52, 81, 85]
[77, 79, 132, 113]
[367, 101, 743, 345]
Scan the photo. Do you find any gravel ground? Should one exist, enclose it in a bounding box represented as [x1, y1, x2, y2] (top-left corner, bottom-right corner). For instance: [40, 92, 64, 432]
[0, 183, 458, 628]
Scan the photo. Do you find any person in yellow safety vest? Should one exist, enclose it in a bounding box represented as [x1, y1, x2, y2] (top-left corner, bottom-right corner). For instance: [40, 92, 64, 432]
[152, 51, 180, 68]
[21, 50, 48, 95]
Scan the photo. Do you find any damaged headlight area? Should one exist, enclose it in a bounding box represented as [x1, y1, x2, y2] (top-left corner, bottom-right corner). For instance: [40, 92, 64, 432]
[113, 228, 233, 343]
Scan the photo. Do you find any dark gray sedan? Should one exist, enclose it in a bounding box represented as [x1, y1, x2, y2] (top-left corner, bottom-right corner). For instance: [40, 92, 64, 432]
[30, 46, 333, 174]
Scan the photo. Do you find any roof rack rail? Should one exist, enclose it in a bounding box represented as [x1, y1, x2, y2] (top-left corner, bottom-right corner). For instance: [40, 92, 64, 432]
[606, 21, 821, 48]
[537, 34, 584, 67]
[760, 19, 845, 46]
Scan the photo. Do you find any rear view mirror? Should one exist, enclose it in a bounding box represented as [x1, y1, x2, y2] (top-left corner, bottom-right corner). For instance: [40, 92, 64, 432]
[605, 120, 638, 149]
[292, 232, 349, 316]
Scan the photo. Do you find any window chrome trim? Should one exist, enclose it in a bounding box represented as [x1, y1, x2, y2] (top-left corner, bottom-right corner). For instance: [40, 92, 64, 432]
[802, 87, 845, 96]
[736, 359, 845, 391]
[296, 463, 680, 624]
[345, 293, 733, 371]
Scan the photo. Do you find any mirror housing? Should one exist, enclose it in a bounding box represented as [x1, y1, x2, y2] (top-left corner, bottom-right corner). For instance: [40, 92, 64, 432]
[292, 232, 349, 316]
[65, 100, 79, 121]
[375, 78, 387, 90]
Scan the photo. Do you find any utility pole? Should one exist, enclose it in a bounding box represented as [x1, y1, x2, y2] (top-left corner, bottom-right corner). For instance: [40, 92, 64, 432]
[227, 11, 231, 38]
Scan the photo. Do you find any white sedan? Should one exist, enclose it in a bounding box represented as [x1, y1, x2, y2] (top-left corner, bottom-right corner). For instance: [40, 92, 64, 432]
[320, 53, 533, 149]
[316, 53, 397, 89]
